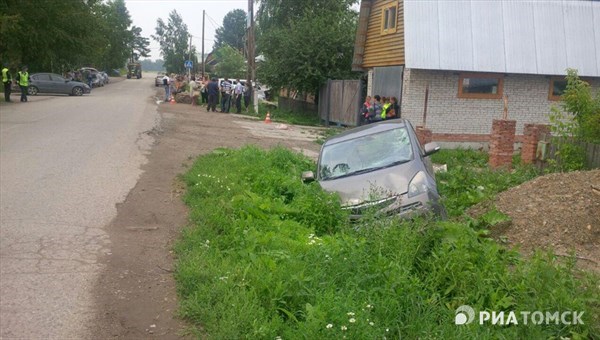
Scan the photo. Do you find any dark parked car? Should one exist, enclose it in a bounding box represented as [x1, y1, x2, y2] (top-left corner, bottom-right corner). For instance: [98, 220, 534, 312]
[303, 119, 445, 219]
[27, 73, 91, 96]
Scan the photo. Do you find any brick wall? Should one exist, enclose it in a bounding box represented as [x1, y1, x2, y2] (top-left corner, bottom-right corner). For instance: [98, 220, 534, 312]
[400, 69, 600, 140]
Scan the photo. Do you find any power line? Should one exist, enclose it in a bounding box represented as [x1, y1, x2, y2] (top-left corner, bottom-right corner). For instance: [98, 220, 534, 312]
[204, 12, 220, 30]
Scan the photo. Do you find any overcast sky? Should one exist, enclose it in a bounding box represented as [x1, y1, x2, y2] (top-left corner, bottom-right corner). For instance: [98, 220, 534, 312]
[124, 0, 248, 61]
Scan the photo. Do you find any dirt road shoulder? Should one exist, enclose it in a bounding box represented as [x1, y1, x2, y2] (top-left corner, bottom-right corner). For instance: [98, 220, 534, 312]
[92, 96, 321, 338]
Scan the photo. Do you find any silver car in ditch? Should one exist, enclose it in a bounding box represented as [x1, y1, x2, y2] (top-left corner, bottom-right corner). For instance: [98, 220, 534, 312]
[303, 119, 445, 219]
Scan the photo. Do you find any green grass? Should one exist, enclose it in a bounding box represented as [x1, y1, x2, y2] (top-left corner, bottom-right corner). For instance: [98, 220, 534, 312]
[238, 102, 322, 126]
[430, 148, 540, 217]
[175, 146, 599, 339]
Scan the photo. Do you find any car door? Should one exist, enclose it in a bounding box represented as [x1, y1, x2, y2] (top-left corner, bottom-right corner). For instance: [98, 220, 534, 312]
[49, 74, 70, 94]
[32, 73, 52, 93]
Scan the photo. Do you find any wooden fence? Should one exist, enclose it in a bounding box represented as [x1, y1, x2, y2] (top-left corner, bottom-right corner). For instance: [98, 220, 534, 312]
[318, 79, 362, 126]
[544, 141, 600, 169]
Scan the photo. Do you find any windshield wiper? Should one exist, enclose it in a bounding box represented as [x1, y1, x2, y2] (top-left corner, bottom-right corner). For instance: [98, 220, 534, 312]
[325, 160, 411, 180]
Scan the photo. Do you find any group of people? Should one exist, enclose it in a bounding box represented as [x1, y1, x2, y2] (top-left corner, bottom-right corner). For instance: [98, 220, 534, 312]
[361, 95, 400, 124]
[2, 64, 31, 103]
[162, 73, 251, 114]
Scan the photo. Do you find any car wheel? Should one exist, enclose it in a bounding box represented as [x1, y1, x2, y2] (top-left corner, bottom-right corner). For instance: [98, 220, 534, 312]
[72, 86, 84, 96]
[28, 86, 38, 96]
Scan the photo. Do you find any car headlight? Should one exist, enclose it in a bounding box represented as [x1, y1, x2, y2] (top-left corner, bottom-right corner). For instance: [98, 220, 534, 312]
[84, 84, 90, 88]
[408, 171, 429, 198]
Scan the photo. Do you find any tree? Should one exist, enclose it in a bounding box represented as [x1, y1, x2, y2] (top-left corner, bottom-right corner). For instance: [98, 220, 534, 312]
[256, 0, 358, 98]
[214, 9, 247, 52]
[256, 0, 355, 32]
[139, 59, 164, 71]
[96, 0, 134, 70]
[213, 45, 245, 79]
[129, 26, 151, 62]
[0, 0, 102, 72]
[0, 0, 141, 72]
[153, 10, 197, 74]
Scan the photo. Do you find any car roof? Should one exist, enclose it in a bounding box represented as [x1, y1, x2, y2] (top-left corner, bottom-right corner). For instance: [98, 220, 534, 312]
[323, 120, 410, 146]
[31, 73, 62, 77]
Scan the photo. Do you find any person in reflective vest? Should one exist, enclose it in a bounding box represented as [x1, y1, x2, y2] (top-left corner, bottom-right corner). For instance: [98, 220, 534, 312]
[2, 63, 12, 102]
[381, 97, 391, 120]
[17, 66, 29, 102]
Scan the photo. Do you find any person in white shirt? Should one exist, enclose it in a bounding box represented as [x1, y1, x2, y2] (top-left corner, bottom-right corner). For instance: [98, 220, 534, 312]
[162, 74, 171, 101]
[220, 78, 232, 112]
[234, 79, 244, 113]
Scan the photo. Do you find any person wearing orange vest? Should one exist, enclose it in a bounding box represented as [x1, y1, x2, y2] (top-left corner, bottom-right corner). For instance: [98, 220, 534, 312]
[17, 65, 29, 102]
[2, 63, 12, 102]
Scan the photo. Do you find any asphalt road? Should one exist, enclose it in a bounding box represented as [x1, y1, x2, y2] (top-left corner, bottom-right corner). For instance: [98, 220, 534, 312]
[0, 77, 158, 338]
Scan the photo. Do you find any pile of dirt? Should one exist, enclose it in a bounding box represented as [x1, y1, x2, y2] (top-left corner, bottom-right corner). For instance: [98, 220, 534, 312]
[476, 170, 600, 272]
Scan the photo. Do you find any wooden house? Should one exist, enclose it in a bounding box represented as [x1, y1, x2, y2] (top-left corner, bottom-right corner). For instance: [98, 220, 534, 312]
[352, 0, 600, 147]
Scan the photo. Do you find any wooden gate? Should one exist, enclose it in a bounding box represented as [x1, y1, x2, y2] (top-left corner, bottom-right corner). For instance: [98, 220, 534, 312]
[318, 79, 362, 126]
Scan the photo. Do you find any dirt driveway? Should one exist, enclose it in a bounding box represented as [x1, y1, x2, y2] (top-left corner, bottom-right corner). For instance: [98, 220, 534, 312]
[92, 94, 323, 338]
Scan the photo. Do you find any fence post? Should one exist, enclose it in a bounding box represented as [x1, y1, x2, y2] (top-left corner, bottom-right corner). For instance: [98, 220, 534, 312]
[489, 119, 516, 169]
[325, 79, 331, 127]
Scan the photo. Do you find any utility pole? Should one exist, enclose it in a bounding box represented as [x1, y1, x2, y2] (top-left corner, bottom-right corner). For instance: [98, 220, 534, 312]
[202, 10, 205, 79]
[247, 0, 257, 113]
[188, 34, 192, 80]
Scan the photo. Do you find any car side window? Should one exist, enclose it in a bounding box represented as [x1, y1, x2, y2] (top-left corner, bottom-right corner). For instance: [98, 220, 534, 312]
[36, 74, 51, 81]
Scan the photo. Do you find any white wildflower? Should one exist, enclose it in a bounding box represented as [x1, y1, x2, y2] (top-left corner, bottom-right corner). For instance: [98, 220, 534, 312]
[347, 312, 355, 316]
[341, 325, 347, 331]
[369, 322, 374, 326]
[326, 324, 333, 329]
[349, 318, 356, 323]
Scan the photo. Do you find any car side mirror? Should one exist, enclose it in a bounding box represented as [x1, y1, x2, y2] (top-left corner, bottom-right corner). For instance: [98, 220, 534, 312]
[423, 142, 441, 157]
[301, 171, 315, 183]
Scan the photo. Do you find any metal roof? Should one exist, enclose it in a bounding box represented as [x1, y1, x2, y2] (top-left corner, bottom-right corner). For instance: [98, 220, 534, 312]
[404, 0, 600, 77]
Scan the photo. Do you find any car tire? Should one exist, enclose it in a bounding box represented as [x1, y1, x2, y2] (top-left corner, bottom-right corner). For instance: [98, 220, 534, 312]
[72, 86, 84, 96]
[28, 86, 38, 96]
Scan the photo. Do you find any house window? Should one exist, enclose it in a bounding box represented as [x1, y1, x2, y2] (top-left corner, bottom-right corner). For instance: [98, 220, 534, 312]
[548, 77, 567, 101]
[458, 73, 504, 99]
[381, 1, 397, 35]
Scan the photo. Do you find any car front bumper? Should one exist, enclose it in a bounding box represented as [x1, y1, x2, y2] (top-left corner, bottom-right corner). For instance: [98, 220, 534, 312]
[342, 190, 444, 220]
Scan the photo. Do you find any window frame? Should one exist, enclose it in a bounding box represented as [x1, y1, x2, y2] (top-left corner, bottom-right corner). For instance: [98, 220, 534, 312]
[380, 1, 398, 35]
[548, 77, 567, 101]
[457, 73, 504, 99]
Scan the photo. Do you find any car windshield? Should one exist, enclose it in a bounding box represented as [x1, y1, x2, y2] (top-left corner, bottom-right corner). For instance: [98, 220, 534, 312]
[318, 127, 413, 180]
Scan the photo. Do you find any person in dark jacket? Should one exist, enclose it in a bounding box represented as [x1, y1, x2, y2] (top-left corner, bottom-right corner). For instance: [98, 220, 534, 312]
[206, 77, 219, 112]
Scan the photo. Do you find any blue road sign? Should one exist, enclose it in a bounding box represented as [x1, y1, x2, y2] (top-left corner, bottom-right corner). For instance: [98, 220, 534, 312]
[184, 60, 193, 69]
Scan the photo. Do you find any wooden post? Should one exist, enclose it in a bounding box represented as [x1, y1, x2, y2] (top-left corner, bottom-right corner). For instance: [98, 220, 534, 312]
[422, 83, 429, 128]
[503, 94, 508, 120]
[201, 10, 205, 78]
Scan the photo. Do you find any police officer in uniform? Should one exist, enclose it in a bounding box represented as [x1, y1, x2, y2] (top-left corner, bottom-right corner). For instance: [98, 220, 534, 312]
[2, 63, 12, 102]
[17, 66, 29, 102]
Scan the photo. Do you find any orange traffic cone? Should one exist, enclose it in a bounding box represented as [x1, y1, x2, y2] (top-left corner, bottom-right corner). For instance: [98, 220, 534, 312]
[170, 96, 175, 104]
[265, 112, 271, 124]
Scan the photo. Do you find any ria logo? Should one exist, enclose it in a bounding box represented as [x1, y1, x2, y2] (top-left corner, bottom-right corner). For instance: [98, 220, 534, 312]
[455, 305, 475, 325]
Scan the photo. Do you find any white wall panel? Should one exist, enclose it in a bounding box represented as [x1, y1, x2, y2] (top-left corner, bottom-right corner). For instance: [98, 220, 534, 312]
[404, 0, 440, 69]
[471, 0, 505, 73]
[437, 0, 473, 71]
[502, 1, 537, 74]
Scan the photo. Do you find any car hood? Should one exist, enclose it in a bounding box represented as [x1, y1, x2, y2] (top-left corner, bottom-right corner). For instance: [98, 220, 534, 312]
[318, 162, 417, 206]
